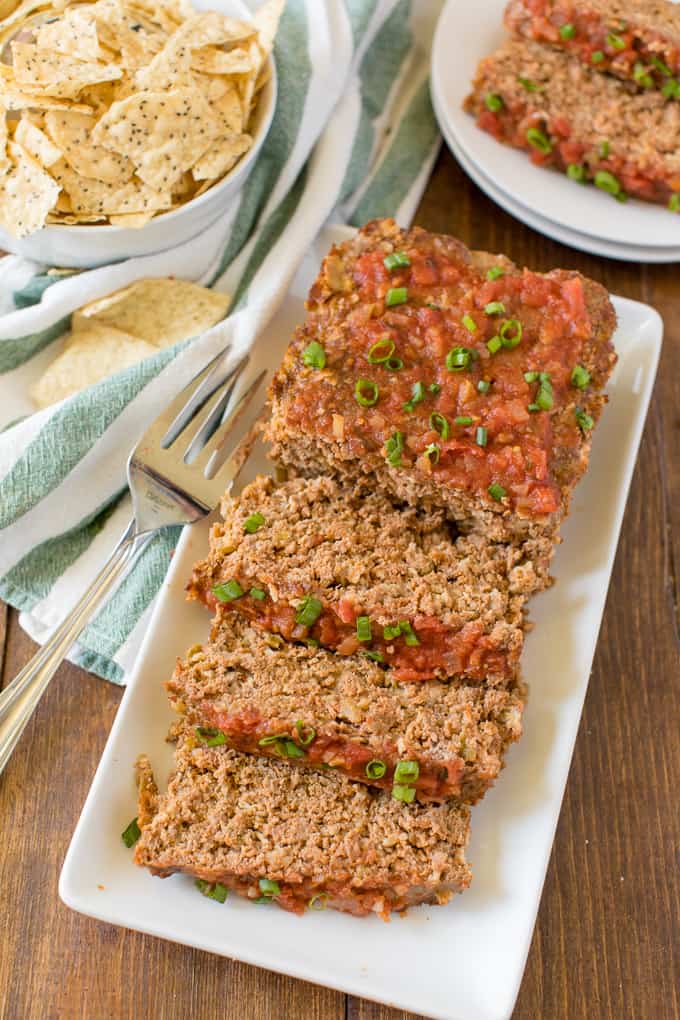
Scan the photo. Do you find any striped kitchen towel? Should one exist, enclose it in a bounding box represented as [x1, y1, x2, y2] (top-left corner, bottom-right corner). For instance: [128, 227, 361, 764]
[0, 0, 443, 683]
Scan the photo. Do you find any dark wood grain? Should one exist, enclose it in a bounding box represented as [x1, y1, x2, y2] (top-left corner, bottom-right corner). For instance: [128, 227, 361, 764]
[1, 146, 678, 1020]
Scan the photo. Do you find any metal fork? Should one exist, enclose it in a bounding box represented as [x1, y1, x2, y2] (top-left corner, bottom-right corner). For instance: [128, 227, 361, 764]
[0, 348, 267, 775]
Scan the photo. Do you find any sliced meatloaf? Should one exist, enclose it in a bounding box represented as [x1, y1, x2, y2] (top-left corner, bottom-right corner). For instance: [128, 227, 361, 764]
[465, 39, 680, 208]
[505, 0, 680, 94]
[187, 474, 552, 684]
[166, 615, 525, 803]
[266, 220, 616, 541]
[134, 727, 472, 918]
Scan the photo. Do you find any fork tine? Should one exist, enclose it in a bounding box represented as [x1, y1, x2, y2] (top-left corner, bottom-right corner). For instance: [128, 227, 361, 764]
[193, 369, 269, 476]
[161, 351, 249, 449]
[180, 357, 249, 462]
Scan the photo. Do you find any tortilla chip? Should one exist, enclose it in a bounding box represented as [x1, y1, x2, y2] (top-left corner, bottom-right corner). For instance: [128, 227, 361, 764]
[170, 11, 255, 49]
[211, 82, 242, 133]
[14, 117, 62, 167]
[92, 86, 222, 191]
[35, 10, 101, 62]
[51, 158, 171, 214]
[11, 42, 123, 98]
[0, 140, 60, 237]
[191, 131, 251, 181]
[45, 109, 134, 183]
[30, 323, 158, 407]
[189, 44, 255, 76]
[107, 210, 153, 227]
[76, 277, 230, 347]
[253, 0, 285, 55]
[0, 75, 95, 113]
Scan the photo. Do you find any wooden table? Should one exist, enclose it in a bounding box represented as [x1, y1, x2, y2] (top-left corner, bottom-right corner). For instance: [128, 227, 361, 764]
[1, 147, 678, 1020]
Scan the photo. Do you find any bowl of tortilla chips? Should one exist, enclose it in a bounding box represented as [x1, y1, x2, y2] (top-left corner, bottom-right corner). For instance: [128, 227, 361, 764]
[0, 0, 281, 267]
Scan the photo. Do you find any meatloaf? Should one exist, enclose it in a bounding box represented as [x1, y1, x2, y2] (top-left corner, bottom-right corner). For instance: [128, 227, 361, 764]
[266, 220, 616, 541]
[133, 726, 472, 918]
[465, 39, 680, 208]
[166, 615, 525, 803]
[505, 0, 680, 95]
[187, 474, 552, 684]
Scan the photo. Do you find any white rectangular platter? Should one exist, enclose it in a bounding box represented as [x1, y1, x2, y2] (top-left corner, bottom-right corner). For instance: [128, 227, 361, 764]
[60, 225, 662, 1020]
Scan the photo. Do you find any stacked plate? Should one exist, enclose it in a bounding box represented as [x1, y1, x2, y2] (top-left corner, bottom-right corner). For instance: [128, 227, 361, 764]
[431, 0, 680, 263]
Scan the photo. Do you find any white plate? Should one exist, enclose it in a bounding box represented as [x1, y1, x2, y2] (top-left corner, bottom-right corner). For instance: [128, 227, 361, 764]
[60, 225, 662, 1020]
[431, 0, 680, 251]
[437, 110, 680, 263]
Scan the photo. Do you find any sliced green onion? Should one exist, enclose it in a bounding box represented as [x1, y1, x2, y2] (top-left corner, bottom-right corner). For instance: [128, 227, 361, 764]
[567, 163, 586, 182]
[488, 482, 506, 502]
[454, 415, 473, 426]
[258, 733, 287, 746]
[356, 615, 372, 642]
[594, 170, 622, 196]
[500, 319, 523, 348]
[304, 637, 320, 648]
[367, 337, 395, 363]
[295, 595, 323, 627]
[196, 726, 226, 747]
[651, 56, 672, 77]
[571, 364, 591, 388]
[528, 403, 540, 413]
[424, 443, 440, 464]
[366, 759, 387, 779]
[244, 511, 265, 534]
[398, 620, 420, 647]
[592, 50, 604, 63]
[308, 894, 328, 911]
[517, 76, 539, 91]
[598, 140, 610, 159]
[524, 370, 539, 383]
[534, 376, 554, 410]
[212, 579, 244, 602]
[259, 878, 281, 898]
[429, 411, 450, 440]
[394, 760, 420, 783]
[446, 346, 474, 371]
[384, 251, 410, 271]
[250, 587, 266, 600]
[383, 623, 402, 641]
[282, 740, 305, 758]
[386, 287, 408, 307]
[392, 784, 416, 803]
[487, 266, 505, 281]
[385, 431, 405, 466]
[354, 378, 379, 407]
[575, 406, 594, 432]
[428, 382, 441, 394]
[121, 817, 141, 848]
[361, 649, 385, 663]
[477, 379, 491, 393]
[487, 335, 502, 355]
[606, 32, 625, 50]
[476, 426, 488, 447]
[302, 341, 326, 369]
[196, 879, 228, 903]
[484, 301, 506, 316]
[295, 721, 316, 746]
[669, 194, 680, 212]
[484, 92, 503, 112]
[385, 356, 404, 371]
[526, 128, 552, 154]
[559, 23, 575, 39]
[662, 78, 680, 99]
[633, 61, 653, 87]
[404, 380, 426, 412]
[461, 313, 477, 333]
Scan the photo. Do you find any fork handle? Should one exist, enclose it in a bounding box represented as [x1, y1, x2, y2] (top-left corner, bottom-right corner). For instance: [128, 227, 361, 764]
[0, 520, 153, 776]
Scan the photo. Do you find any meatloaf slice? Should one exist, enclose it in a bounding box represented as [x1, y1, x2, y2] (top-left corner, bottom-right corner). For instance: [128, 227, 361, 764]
[505, 0, 680, 94]
[465, 39, 680, 208]
[166, 615, 525, 803]
[266, 220, 616, 541]
[134, 726, 472, 918]
[187, 474, 552, 684]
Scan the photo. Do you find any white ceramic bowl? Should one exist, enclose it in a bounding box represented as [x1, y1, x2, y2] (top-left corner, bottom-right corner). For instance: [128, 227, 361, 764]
[0, 0, 277, 268]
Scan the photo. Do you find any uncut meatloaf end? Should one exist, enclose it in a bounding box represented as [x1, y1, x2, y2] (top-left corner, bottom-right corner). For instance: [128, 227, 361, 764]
[505, 0, 680, 92]
[187, 474, 553, 684]
[133, 727, 472, 918]
[464, 38, 680, 207]
[266, 220, 616, 541]
[167, 615, 526, 803]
